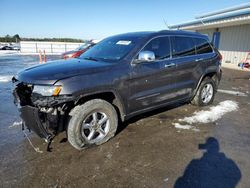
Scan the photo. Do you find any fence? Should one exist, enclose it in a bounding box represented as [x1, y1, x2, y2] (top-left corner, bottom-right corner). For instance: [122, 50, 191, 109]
[20, 41, 84, 54]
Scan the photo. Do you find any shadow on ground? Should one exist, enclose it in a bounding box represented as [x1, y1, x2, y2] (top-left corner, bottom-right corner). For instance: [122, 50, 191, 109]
[174, 137, 241, 188]
[116, 102, 187, 135]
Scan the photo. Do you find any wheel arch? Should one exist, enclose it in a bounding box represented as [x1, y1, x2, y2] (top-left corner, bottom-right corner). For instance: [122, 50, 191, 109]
[75, 90, 126, 122]
[192, 71, 220, 99]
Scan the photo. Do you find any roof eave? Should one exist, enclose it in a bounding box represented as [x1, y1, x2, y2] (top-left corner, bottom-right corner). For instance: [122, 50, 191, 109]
[170, 9, 250, 30]
[170, 15, 250, 30]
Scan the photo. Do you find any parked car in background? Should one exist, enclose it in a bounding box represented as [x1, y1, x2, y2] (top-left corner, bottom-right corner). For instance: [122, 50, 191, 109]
[0, 46, 14, 50]
[0, 45, 20, 51]
[62, 42, 96, 59]
[13, 30, 222, 151]
[12, 45, 21, 51]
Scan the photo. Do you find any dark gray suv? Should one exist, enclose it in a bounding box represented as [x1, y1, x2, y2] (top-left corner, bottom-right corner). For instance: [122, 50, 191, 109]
[13, 30, 222, 150]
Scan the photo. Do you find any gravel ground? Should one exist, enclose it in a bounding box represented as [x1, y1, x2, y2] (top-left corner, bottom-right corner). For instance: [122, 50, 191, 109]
[0, 55, 250, 188]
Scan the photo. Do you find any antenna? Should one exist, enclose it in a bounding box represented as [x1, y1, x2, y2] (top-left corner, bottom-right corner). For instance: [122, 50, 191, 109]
[163, 18, 169, 30]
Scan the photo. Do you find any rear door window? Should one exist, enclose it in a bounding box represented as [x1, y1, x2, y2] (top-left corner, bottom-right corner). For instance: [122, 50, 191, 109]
[194, 38, 213, 54]
[142, 36, 171, 60]
[171, 36, 196, 58]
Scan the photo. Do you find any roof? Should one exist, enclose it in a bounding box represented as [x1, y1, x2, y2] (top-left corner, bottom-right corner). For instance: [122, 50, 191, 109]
[157, 29, 201, 36]
[169, 3, 250, 30]
[112, 30, 207, 39]
[111, 31, 155, 38]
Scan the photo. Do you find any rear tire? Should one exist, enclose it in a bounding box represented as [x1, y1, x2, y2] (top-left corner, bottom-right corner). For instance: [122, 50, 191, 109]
[191, 77, 216, 106]
[67, 99, 118, 150]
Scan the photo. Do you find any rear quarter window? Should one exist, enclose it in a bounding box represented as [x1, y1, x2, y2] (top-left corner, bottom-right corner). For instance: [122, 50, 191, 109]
[171, 36, 196, 58]
[194, 38, 213, 54]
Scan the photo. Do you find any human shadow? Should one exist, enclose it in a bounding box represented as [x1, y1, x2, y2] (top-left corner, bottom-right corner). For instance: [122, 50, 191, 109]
[174, 137, 241, 188]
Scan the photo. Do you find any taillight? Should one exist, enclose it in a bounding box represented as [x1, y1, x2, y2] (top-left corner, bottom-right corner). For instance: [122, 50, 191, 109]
[218, 52, 222, 61]
[215, 48, 222, 61]
[216, 50, 222, 66]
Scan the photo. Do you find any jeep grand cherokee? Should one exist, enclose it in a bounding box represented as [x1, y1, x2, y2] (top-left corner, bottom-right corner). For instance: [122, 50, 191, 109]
[12, 30, 222, 150]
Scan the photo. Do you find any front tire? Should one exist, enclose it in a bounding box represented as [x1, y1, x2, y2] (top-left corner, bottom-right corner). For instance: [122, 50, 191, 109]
[67, 99, 118, 150]
[191, 77, 216, 106]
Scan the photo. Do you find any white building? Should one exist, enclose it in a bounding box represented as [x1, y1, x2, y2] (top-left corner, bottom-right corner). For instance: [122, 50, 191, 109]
[169, 3, 250, 67]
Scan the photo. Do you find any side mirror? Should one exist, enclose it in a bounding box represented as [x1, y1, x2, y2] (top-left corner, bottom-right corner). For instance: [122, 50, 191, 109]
[137, 51, 155, 62]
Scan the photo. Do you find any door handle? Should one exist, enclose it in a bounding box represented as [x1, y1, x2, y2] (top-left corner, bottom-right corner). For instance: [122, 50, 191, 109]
[164, 63, 175, 68]
[195, 58, 204, 62]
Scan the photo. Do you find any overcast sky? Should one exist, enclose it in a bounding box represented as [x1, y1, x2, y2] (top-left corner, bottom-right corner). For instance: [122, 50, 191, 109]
[0, 0, 249, 39]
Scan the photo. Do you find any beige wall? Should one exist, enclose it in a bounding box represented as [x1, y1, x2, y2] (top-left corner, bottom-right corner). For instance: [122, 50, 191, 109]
[197, 24, 250, 65]
[198, 29, 215, 41]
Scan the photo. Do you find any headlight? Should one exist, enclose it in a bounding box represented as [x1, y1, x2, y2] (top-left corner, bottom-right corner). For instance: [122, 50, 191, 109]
[33, 85, 62, 96]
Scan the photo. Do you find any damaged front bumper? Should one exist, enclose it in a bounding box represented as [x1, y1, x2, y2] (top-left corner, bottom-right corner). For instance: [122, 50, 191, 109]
[20, 105, 52, 142]
[13, 82, 74, 142]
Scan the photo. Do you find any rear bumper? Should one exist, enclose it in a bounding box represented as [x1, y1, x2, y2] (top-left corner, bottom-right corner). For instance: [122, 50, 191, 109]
[20, 105, 52, 141]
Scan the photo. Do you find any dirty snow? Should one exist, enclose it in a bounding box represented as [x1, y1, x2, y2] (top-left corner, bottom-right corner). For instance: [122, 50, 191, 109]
[174, 123, 193, 130]
[163, 177, 169, 182]
[0, 75, 12, 83]
[218, 89, 247, 97]
[9, 121, 22, 128]
[106, 153, 112, 159]
[173, 100, 238, 131]
[173, 123, 200, 132]
[180, 100, 238, 124]
[173, 123, 200, 131]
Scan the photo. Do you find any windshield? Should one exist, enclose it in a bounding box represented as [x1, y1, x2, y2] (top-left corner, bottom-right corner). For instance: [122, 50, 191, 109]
[79, 36, 140, 62]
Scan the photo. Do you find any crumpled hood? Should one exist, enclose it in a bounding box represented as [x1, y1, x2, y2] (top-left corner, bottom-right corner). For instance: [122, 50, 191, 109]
[16, 58, 114, 85]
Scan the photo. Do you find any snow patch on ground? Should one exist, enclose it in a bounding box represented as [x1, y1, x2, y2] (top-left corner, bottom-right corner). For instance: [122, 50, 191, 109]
[173, 100, 238, 131]
[174, 123, 193, 130]
[180, 100, 238, 124]
[218, 89, 247, 97]
[174, 123, 200, 131]
[0, 75, 12, 83]
[9, 121, 22, 128]
[163, 177, 169, 182]
[0, 50, 20, 56]
[0, 50, 60, 56]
